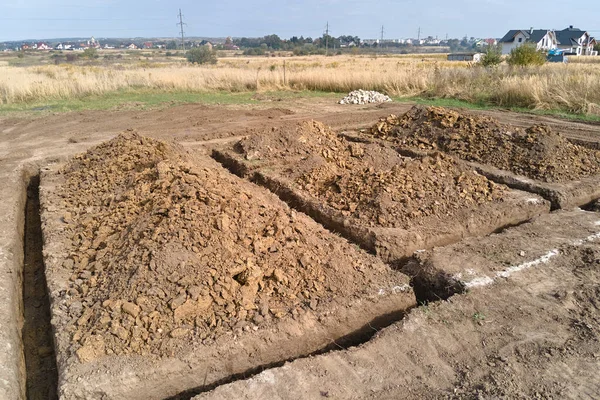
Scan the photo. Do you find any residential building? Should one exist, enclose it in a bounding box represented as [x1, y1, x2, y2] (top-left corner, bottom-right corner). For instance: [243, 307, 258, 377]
[555, 26, 596, 55]
[499, 29, 557, 55]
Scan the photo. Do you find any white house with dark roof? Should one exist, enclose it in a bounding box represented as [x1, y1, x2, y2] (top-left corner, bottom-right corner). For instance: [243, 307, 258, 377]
[500, 26, 596, 56]
[555, 26, 596, 55]
[499, 29, 557, 55]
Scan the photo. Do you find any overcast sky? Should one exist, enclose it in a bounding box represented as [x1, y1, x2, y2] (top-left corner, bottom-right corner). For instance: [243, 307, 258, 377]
[1, 0, 599, 41]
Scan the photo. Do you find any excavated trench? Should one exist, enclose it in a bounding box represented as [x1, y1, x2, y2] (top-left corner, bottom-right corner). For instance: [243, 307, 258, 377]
[165, 309, 406, 399]
[22, 174, 58, 400]
[20, 142, 542, 399]
[23, 142, 596, 399]
[22, 157, 455, 400]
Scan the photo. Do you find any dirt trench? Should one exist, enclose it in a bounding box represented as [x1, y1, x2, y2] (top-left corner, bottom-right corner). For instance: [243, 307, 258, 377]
[22, 175, 58, 400]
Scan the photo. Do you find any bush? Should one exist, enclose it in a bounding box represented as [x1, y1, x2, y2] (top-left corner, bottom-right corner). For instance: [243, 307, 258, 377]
[186, 46, 217, 64]
[480, 45, 502, 67]
[243, 48, 265, 56]
[82, 48, 99, 59]
[507, 43, 546, 66]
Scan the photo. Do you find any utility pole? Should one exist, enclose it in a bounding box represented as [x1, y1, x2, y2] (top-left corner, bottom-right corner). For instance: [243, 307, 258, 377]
[177, 9, 186, 51]
[380, 25, 385, 52]
[417, 27, 421, 41]
[325, 22, 329, 56]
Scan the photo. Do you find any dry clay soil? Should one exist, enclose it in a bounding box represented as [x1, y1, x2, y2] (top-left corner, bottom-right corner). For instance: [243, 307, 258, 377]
[1, 97, 600, 399]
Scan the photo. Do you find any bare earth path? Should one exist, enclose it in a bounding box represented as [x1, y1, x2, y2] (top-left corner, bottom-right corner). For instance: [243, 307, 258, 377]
[0, 98, 599, 399]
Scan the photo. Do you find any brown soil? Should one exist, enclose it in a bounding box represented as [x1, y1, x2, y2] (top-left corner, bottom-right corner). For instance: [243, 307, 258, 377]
[2, 100, 600, 400]
[48, 131, 405, 360]
[370, 105, 600, 183]
[22, 177, 58, 400]
[234, 121, 505, 229]
[196, 209, 600, 400]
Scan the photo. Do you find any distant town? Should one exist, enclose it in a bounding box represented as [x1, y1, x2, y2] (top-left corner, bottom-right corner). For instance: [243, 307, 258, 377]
[0, 34, 495, 54]
[1, 26, 596, 57]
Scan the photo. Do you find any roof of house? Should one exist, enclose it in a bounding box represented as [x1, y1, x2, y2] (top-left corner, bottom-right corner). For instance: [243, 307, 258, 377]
[499, 29, 552, 44]
[556, 27, 587, 46]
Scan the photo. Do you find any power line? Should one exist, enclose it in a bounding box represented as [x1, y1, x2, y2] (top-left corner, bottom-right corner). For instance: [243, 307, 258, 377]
[177, 9, 186, 51]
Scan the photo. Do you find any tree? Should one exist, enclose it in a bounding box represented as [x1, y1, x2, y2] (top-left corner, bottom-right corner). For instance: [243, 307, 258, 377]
[186, 46, 217, 64]
[166, 40, 178, 50]
[595, 43, 600, 54]
[506, 43, 546, 66]
[480, 44, 502, 67]
[263, 34, 282, 50]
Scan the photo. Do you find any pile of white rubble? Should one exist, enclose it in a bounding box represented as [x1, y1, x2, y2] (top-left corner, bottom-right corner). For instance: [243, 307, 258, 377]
[339, 90, 392, 105]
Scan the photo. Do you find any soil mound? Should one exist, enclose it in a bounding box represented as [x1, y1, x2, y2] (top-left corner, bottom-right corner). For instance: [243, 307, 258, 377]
[369, 105, 600, 183]
[298, 152, 503, 229]
[234, 121, 505, 229]
[55, 131, 400, 359]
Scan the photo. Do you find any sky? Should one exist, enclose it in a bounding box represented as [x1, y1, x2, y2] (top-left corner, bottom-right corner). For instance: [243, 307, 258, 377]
[1, 0, 599, 42]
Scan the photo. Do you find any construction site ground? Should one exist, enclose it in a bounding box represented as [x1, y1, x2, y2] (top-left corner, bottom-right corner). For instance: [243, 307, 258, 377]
[1, 98, 600, 400]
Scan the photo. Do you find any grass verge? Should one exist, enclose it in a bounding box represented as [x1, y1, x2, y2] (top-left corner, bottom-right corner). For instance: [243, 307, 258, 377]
[1, 88, 597, 125]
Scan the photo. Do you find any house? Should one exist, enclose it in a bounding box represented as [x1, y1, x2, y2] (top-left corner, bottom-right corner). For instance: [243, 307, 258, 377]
[143, 41, 153, 49]
[127, 43, 138, 50]
[555, 26, 596, 56]
[499, 29, 557, 55]
[476, 38, 498, 48]
[54, 43, 73, 50]
[87, 36, 101, 48]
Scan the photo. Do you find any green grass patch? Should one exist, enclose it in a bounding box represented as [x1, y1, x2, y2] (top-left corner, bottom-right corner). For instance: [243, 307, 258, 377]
[0, 89, 338, 115]
[0, 90, 258, 114]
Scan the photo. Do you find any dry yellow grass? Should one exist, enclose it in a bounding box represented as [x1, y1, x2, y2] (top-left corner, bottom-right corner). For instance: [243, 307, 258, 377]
[1, 54, 600, 115]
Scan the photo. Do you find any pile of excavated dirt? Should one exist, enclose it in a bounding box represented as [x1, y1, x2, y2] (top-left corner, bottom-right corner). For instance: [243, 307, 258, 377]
[234, 121, 505, 229]
[51, 131, 403, 360]
[297, 152, 503, 229]
[236, 120, 398, 171]
[369, 105, 600, 183]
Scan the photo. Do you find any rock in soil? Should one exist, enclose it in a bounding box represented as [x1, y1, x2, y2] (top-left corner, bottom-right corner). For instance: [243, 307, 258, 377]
[369, 105, 600, 183]
[47, 130, 407, 361]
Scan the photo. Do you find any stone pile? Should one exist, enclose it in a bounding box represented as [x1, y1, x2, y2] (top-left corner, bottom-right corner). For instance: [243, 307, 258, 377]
[339, 90, 392, 105]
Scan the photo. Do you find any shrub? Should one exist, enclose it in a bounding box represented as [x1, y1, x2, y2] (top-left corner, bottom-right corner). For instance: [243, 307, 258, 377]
[243, 48, 265, 56]
[186, 46, 217, 64]
[82, 48, 99, 59]
[480, 45, 502, 67]
[507, 43, 546, 66]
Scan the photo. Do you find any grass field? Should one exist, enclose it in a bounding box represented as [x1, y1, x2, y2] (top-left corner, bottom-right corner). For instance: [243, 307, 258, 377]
[1, 51, 600, 117]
